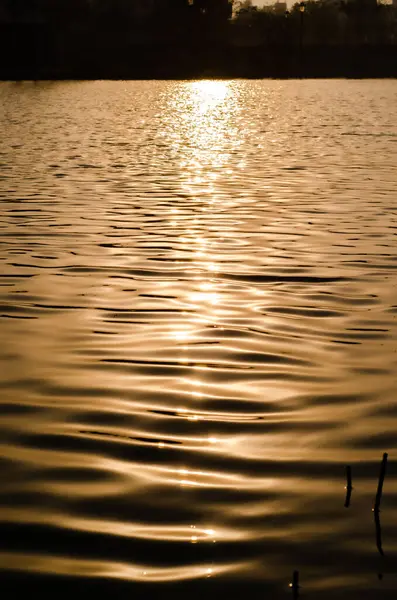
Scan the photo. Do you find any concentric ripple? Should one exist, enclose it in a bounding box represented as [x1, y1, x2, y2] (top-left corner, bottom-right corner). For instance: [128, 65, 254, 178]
[1, 80, 397, 599]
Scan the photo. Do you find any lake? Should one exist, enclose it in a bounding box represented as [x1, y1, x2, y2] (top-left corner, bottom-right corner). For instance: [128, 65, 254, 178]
[0, 79, 397, 599]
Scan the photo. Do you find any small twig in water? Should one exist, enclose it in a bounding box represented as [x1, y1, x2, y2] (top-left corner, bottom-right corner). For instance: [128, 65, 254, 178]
[374, 453, 388, 513]
[344, 465, 353, 508]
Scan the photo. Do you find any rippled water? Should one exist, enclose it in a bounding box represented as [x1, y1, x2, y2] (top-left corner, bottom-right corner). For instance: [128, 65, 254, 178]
[1, 79, 397, 598]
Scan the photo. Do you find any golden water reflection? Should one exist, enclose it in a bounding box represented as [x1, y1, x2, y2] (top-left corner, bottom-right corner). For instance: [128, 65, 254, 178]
[1, 80, 397, 596]
[0, 552, 238, 582]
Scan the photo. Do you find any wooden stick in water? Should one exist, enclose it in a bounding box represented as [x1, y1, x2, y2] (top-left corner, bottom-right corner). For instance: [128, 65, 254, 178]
[374, 453, 388, 513]
[344, 465, 352, 508]
[291, 570, 299, 599]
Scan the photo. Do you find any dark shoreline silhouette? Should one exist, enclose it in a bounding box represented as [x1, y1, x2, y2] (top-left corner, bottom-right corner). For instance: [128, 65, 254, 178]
[1, 0, 397, 80]
[1, 35, 396, 80]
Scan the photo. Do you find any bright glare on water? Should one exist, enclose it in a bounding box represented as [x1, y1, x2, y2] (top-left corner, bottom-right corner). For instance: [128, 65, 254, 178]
[0, 79, 397, 599]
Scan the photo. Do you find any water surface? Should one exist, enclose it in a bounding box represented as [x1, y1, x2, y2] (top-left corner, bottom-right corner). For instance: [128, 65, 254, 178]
[1, 79, 397, 598]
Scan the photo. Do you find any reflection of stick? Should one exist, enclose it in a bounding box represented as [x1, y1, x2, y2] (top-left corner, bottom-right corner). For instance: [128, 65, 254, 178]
[374, 453, 388, 513]
[291, 570, 299, 599]
[374, 506, 384, 556]
[344, 465, 352, 508]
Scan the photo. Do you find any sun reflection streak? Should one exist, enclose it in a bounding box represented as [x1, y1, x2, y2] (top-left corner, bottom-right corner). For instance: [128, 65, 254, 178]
[160, 80, 245, 501]
[0, 551, 242, 582]
[172, 79, 241, 184]
[0, 508, 237, 544]
[190, 80, 232, 111]
[170, 326, 196, 343]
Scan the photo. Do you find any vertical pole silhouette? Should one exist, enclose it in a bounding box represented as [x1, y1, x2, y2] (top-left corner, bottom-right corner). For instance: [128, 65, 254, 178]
[344, 465, 352, 508]
[374, 453, 388, 513]
[299, 2, 305, 77]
